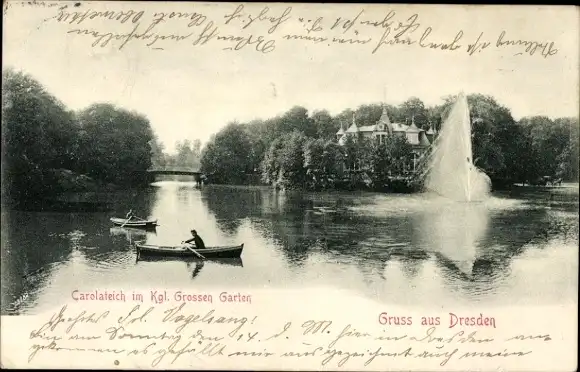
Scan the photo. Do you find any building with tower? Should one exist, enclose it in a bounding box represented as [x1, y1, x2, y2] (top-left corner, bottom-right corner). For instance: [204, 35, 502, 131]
[336, 105, 436, 149]
[336, 104, 438, 172]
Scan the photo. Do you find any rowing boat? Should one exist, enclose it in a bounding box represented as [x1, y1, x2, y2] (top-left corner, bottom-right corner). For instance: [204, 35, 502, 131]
[110, 217, 158, 229]
[136, 255, 244, 267]
[135, 241, 244, 258]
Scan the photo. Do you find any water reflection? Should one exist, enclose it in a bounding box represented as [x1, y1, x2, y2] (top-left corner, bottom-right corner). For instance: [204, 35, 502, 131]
[1, 182, 578, 314]
[109, 226, 156, 245]
[200, 186, 264, 235]
[136, 254, 243, 268]
[417, 200, 490, 277]
[1, 189, 157, 314]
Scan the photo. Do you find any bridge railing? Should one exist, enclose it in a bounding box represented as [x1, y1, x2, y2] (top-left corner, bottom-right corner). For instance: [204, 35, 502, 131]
[147, 167, 201, 173]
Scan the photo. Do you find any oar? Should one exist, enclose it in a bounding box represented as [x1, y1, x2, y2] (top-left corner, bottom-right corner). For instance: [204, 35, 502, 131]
[183, 243, 205, 259]
[120, 217, 131, 228]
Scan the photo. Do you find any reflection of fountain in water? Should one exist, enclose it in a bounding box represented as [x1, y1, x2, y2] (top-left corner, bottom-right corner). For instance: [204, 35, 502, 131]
[424, 93, 491, 202]
[418, 200, 490, 277]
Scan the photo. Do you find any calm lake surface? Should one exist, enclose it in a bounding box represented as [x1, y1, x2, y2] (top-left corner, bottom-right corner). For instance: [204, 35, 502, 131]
[2, 181, 578, 315]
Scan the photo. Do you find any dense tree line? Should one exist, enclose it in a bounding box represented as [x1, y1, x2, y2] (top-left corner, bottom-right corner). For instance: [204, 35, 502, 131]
[151, 138, 202, 170]
[2, 69, 155, 206]
[200, 95, 579, 189]
[4, 66, 574, 206]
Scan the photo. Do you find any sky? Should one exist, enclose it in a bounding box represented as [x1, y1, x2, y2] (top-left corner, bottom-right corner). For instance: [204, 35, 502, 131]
[3, 2, 579, 154]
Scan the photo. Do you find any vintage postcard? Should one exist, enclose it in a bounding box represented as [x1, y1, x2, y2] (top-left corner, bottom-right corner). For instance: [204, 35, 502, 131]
[1, 1, 578, 370]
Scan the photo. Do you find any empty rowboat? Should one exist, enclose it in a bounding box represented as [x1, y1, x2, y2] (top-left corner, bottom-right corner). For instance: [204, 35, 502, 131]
[110, 217, 158, 229]
[135, 241, 244, 259]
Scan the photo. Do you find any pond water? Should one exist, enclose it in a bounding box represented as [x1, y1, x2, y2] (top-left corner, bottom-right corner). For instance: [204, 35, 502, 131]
[1, 181, 578, 314]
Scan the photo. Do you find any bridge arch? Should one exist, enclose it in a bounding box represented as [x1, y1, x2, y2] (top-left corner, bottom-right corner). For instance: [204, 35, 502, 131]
[146, 168, 205, 185]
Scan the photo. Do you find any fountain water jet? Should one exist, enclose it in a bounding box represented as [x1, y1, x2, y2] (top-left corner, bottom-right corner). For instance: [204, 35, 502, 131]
[424, 93, 491, 202]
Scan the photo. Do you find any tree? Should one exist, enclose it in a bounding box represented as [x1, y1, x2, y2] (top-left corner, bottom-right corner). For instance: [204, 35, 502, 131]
[509, 125, 539, 184]
[342, 135, 358, 171]
[276, 131, 309, 189]
[150, 135, 167, 168]
[518, 116, 579, 181]
[303, 138, 325, 188]
[434, 94, 517, 180]
[554, 117, 579, 181]
[278, 106, 316, 137]
[354, 104, 383, 126]
[2, 68, 78, 202]
[334, 108, 356, 134]
[426, 105, 445, 132]
[400, 97, 429, 128]
[370, 140, 390, 187]
[241, 120, 270, 173]
[320, 141, 345, 182]
[261, 137, 285, 184]
[76, 103, 154, 185]
[311, 110, 336, 140]
[171, 139, 202, 170]
[200, 122, 253, 184]
[303, 138, 346, 190]
[354, 136, 375, 171]
[386, 135, 414, 175]
[192, 139, 202, 159]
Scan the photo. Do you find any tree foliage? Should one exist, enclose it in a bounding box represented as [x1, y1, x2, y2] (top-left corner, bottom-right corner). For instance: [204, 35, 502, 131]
[200, 122, 254, 184]
[2, 69, 79, 201]
[76, 103, 154, 185]
[518, 116, 579, 182]
[194, 92, 579, 189]
[2, 69, 155, 205]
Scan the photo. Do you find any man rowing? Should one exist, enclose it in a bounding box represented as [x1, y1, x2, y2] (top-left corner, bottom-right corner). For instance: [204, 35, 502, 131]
[182, 229, 206, 250]
[125, 209, 135, 221]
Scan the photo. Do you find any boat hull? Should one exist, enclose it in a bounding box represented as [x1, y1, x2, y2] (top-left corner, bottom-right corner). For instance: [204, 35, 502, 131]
[111, 218, 157, 229]
[136, 242, 244, 258]
[137, 255, 243, 267]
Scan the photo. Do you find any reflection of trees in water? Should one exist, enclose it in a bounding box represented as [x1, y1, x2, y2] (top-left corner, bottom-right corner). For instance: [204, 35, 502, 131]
[200, 185, 576, 293]
[200, 186, 315, 264]
[263, 196, 434, 273]
[331, 213, 430, 281]
[1, 210, 104, 314]
[354, 194, 572, 294]
[243, 190, 342, 267]
[236, 189, 431, 272]
[417, 201, 572, 300]
[200, 186, 265, 235]
[480, 208, 550, 258]
[2, 189, 157, 314]
[82, 189, 157, 260]
[175, 185, 200, 206]
[2, 211, 76, 314]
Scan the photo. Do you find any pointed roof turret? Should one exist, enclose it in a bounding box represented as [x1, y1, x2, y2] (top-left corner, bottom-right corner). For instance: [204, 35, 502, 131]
[336, 119, 345, 135]
[377, 104, 394, 134]
[379, 105, 391, 125]
[406, 115, 421, 133]
[346, 112, 359, 133]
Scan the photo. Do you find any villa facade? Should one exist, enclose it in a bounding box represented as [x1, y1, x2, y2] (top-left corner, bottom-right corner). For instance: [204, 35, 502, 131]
[336, 105, 438, 172]
[336, 105, 436, 149]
